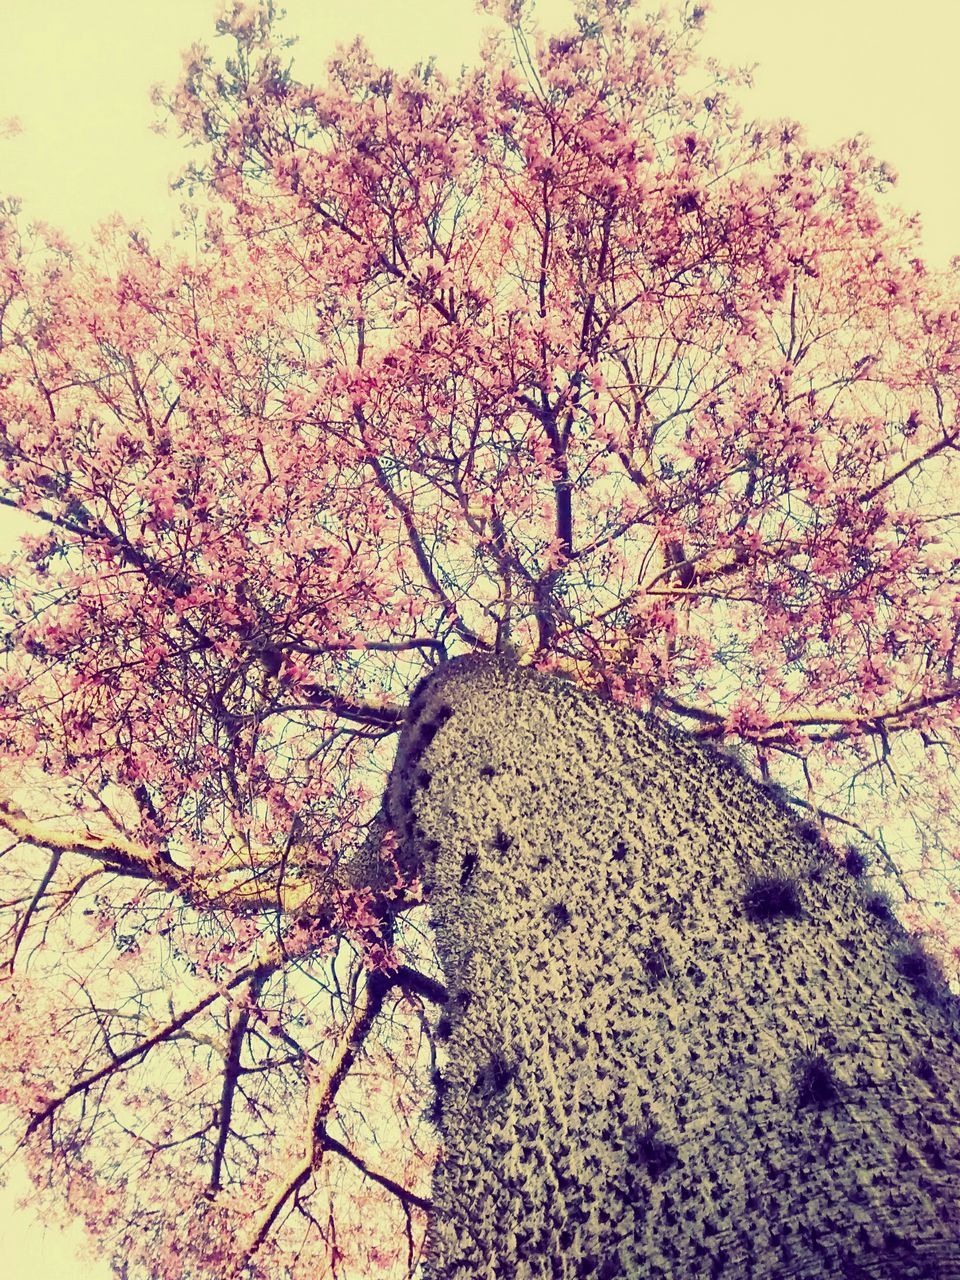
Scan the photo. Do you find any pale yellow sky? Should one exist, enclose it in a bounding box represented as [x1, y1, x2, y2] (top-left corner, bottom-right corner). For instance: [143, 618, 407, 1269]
[0, 1, 958, 1277]
[0, 0, 957, 264]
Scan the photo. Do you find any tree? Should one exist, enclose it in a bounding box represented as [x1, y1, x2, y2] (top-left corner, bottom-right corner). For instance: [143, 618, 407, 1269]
[0, 0, 959, 1274]
[392, 653, 960, 1277]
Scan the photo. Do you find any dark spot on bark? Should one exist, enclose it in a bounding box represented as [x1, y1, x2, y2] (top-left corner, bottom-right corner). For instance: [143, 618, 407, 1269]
[686, 962, 705, 988]
[546, 901, 571, 929]
[414, 706, 453, 755]
[460, 850, 478, 886]
[840, 1253, 871, 1279]
[844, 846, 869, 876]
[742, 875, 803, 921]
[492, 827, 512, 852]
[870, 1233, 940, 1278]
[632, 1123, 679, 1180]
[479, 765, 496, 778]
[847, 1179, 868, 1205]
[924, 1140, 946, 1171]
[895, 944, 942, 998]
[436, 1016, 452, 1040]
[864, 890, 894, 922]
[478, 1052, 513, 1094]
[761, 780, 791, 804]
[795, 1054, 838, 1108]
[406, 679, 432, 721]
[912, 1054, 936, 1084]
[429, 1068, 446, 1124]
[643, 940, 671, 983]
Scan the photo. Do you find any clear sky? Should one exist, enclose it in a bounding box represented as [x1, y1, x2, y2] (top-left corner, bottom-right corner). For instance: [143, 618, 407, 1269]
[0, 1, 958, 1276]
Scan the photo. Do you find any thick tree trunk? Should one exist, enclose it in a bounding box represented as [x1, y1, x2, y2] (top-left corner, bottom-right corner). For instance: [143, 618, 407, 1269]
[387, 654, 960, 1279]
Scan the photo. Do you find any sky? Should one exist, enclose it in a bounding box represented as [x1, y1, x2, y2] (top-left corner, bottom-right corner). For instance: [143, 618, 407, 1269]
[0, 0, 958, 1276]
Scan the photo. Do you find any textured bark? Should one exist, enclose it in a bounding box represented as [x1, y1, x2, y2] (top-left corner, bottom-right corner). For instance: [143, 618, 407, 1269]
[387, 654, 960, 1279]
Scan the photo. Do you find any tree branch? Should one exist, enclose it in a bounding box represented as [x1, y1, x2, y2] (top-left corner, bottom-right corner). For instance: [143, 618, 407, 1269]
[392, 965, 449, 1007]
[209, 971, 268, 1193]
[860, 426, 960, 503]
[5, 849, 60, 972]
[321, 1130, 432, 1213]
[0, 799, 176, 886]
[238, 969, 397, 1267]
[358, 426, 488, 650]
[0, 798, 313, 915]
[291, 681, 406, 729]
[25, 955, 278, 1139]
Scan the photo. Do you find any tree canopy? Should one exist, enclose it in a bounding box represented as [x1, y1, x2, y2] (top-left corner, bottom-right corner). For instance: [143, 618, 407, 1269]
[1, 1, 959, 1275]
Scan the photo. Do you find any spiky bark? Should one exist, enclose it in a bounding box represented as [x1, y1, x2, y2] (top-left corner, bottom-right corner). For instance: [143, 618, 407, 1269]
[388, 655, 960, 1280]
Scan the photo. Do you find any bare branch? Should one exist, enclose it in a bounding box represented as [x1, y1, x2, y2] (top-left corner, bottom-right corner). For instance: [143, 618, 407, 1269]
[5, 849, 60, 972]
[860, 425, 960, 503]
[209, 972, 269, 1193]
[392, 966, 449, 1007]
[238, 969, 395, 1267]
[25, 955, 279, 1139]
[321, 1130, 431, 1213]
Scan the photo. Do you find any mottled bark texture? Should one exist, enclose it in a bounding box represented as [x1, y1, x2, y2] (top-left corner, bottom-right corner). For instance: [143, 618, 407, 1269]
[387, 654, 960, 1279]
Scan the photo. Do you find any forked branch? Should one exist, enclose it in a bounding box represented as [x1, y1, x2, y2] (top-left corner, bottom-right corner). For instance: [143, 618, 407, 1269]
[237, 967, 434, 1270]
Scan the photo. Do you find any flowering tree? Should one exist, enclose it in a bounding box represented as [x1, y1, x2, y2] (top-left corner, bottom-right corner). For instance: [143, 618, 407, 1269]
[1, 0, 960, 1275]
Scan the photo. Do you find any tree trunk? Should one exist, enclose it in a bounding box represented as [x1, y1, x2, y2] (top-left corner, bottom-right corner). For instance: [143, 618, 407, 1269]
[387, 654, 960, 1280]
